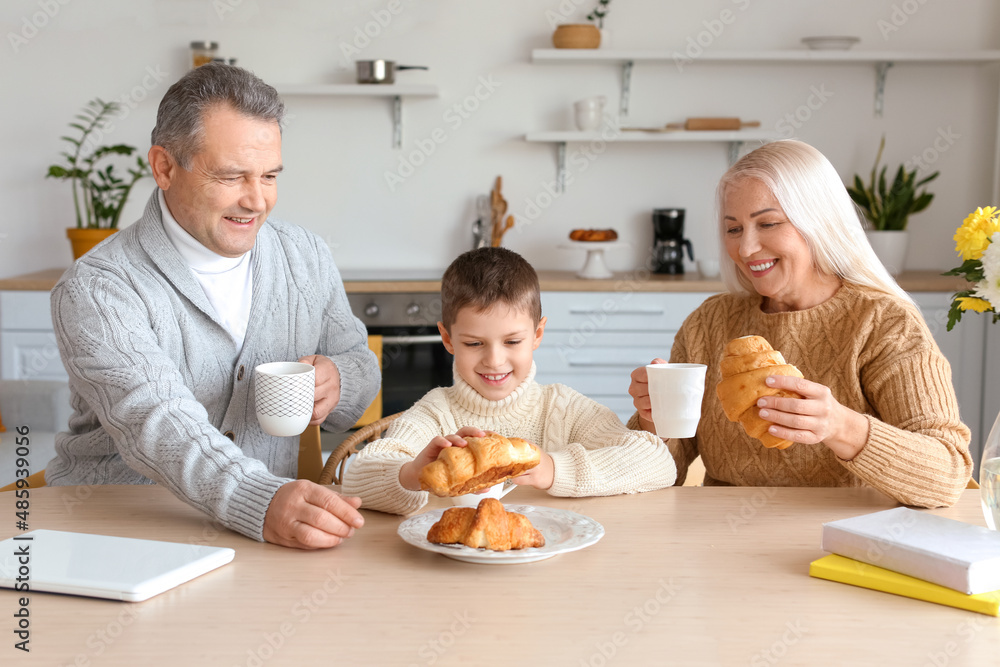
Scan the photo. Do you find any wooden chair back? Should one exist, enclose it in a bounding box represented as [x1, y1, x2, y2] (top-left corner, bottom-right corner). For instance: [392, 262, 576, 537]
[318, 412, 402, 486]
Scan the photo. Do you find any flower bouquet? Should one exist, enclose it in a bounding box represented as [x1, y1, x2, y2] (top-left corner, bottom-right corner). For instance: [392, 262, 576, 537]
[944, 206, 1000, 331]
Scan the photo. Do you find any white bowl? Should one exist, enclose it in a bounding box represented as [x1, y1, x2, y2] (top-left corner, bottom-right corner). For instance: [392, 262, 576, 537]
[801, 36, 860, 51]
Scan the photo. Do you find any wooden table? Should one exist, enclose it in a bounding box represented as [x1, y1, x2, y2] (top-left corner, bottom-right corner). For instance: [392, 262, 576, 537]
[1, 485, 997, 666]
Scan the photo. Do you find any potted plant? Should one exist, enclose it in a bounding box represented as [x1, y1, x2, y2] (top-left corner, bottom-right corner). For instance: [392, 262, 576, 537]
[846, 135, 939, 276]
[46, 98, 151, 259]
[587, 0, 612, 46]
[552, 0, 610, 49]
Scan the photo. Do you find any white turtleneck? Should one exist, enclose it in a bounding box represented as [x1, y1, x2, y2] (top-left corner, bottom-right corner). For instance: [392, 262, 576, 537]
[158, 190, 253, 349]
[342, 362, 677, 515]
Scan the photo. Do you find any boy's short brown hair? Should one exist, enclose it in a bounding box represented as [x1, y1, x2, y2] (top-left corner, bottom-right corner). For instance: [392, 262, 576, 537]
[440, 247, 542, 331]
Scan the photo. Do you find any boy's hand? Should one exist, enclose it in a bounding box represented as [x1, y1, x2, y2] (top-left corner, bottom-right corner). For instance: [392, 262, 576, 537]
[398, 427, 487, 492]
[510, 450, 554, 491]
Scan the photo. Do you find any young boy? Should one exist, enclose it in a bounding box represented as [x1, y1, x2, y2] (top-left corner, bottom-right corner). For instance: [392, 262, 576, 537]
[342, 247, 676, 515]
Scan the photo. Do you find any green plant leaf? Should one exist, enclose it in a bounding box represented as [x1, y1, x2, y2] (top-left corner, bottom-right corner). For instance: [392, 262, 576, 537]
[946, 300, 964, 331]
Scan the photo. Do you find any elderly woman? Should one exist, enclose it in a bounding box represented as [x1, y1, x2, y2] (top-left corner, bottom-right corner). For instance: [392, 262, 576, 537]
[628, 139, 972, 507]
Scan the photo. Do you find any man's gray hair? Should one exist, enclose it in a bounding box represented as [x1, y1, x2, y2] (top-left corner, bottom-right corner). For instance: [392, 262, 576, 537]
[151, 62, 285, 168]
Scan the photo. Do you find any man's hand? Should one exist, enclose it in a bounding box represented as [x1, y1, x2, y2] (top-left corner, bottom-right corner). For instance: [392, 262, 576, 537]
[299, 355, 341, 425]
[399, 427, 487, 492]
[262, 480, 364, 549]
[510, 450, 554, 490]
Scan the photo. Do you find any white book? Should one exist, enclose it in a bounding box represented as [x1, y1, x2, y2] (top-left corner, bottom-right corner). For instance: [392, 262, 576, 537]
[0, 530, 234, 602]
[821, 507, 1000, 595]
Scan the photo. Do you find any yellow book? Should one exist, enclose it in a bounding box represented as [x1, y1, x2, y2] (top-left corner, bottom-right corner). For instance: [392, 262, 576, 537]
[810, 554, 1000, 616]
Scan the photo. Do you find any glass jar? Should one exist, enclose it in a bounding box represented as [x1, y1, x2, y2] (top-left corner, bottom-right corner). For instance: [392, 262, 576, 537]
[190, 41, 219, 68]
[980, 411, 1000, 529]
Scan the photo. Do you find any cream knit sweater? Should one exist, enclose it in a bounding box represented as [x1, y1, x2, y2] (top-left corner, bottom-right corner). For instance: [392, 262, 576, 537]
[628, 283, 972, 508]
[343, 364, 677, 515]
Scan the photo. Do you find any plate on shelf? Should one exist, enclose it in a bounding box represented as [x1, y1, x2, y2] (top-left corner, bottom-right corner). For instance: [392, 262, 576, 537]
[397, 504, 604, 565]
[801, 36, 860, 51]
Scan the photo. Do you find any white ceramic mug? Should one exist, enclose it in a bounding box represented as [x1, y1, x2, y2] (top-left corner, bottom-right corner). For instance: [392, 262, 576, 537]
[254, 362, 315, 437]
[646, 363, 708, 438]
[573, 96, 606, 131]
[450, 482, 516, 507]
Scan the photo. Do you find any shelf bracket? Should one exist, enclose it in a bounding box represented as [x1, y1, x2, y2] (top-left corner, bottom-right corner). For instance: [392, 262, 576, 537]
[620, 60, 634, 120]
[556, 141, 567, 193]
[728, 141, 743, 165]
[874, 61, 894, 118]
[392, 95, 403, 149]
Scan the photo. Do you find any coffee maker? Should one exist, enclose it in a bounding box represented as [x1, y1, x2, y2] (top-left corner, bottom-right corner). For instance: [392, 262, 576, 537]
[653, 208, 694, 274]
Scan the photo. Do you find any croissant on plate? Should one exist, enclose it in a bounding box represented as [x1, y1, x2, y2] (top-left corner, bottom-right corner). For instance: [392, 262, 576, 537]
[418, 432, 541, 497]
[426, 498, 545, 551]
[715, 335, 804, 450]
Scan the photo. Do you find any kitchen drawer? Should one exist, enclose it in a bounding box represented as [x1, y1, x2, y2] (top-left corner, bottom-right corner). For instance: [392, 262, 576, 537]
[0, 291, 53, 331]
[541, 292, 713, 333]
[1, 331, 67, 381]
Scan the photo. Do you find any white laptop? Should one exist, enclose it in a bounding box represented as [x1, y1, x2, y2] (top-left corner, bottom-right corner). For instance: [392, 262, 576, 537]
[0, 530, 235, 602]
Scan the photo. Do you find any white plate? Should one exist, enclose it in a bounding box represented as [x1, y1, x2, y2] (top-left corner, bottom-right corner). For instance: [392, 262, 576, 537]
[397, 504, 605, 565]
[801, 36, 860, 51]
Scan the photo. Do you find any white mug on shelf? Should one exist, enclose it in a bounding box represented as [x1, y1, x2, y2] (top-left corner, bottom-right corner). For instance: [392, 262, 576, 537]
[646, 363, 707, 438]
[573, 96, 606, 132]
[254, 362, 315, 437]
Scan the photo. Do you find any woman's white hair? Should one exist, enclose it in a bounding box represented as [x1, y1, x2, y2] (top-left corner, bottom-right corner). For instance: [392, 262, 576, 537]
[716, 139, 913, 305]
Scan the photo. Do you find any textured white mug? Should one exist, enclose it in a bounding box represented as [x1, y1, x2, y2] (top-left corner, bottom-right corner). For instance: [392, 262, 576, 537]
[254, 362, 315, 437]
[646, 363, 707, 438]
[573, 96, 606, 131]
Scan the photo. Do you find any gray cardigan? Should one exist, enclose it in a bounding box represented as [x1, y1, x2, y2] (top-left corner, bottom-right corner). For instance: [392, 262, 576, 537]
[47, 189, 380, 540]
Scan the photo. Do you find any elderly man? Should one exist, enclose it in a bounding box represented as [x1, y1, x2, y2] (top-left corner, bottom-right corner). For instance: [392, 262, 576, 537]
[47, 63, 380, 549]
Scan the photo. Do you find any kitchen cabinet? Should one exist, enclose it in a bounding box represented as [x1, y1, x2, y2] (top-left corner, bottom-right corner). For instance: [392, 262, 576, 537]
[535, 290, 994, 450]
[0, 291, 64, 381]
[527, 49, 1000, 192]
[274, 83, 439, 149]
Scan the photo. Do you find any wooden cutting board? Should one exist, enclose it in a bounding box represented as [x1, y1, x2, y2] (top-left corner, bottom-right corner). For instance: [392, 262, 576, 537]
[666, 117, 761, 131]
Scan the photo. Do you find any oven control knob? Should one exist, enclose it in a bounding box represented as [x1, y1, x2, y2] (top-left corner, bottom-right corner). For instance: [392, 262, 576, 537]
[364, 303, 380, 318]
[405, 303, 421, 317]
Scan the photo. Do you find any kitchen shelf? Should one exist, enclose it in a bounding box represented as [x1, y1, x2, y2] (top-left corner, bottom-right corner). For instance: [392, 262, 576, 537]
[274, 84, 440, 149]
[531, 49, 1000, 118]
[525, 129, 778, 192]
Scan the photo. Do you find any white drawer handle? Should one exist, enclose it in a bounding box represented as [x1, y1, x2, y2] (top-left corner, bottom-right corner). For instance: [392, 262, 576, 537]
[567, 308, 665, 315]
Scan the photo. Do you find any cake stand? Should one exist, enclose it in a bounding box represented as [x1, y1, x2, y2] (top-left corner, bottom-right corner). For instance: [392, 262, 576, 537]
[559, 241, 628, 279]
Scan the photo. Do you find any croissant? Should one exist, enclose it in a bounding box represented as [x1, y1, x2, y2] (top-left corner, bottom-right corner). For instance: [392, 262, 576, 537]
[716, 335, 804, 449]
[419, 432, 541, 496]
[427, 498, 545, 551]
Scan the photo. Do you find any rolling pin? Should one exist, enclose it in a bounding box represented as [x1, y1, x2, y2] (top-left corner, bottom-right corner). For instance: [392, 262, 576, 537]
[666, 117, 761, 131]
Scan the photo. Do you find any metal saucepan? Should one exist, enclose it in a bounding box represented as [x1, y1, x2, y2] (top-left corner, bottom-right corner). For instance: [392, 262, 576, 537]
[355, 60, 428, 84]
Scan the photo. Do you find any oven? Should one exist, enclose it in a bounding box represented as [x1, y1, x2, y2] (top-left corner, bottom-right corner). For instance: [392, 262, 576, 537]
[347, 291, 454, 418]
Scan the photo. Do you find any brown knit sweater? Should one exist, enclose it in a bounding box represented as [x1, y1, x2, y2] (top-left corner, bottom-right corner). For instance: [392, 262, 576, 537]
[628, 283, 972, 508]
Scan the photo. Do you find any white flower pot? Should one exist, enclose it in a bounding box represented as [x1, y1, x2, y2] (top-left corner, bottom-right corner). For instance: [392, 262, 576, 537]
[866, 230, 909, 277]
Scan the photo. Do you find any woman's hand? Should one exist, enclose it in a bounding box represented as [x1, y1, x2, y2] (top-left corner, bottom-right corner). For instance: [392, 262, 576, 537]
[756, 375, 870, 460]
[398, 427, 487, 491]
[628, 358, 667, 433]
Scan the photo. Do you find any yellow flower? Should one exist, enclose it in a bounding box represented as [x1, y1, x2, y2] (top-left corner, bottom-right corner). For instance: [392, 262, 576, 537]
[957, 296, 993, 313]
[954, 206, 1000, 261]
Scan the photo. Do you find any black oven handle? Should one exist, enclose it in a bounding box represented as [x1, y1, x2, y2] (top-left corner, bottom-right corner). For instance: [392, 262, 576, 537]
[380, 334, 443, 345]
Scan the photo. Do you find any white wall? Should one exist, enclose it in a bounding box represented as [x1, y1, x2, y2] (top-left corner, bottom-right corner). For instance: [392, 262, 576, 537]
[1, 0, 998, 277]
